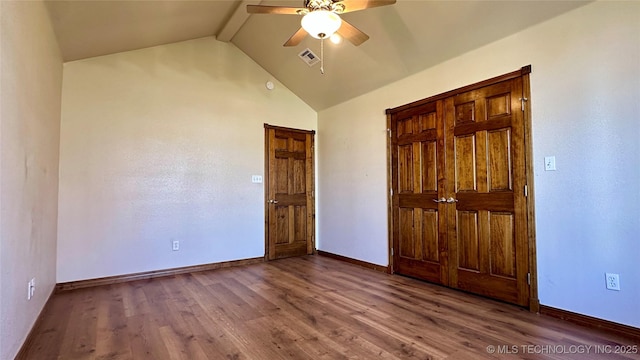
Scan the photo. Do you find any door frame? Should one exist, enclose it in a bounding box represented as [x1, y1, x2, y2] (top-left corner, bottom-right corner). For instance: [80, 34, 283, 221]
[385, 66, 539, 311]
[264, 123, 316, 261]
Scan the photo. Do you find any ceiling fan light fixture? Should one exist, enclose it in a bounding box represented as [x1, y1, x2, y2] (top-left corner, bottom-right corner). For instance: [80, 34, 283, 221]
[301, 10, 342, 39]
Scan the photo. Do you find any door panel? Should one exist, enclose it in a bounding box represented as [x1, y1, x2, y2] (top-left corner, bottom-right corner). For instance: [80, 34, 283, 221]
[488, 129, 512, 191]
[398, 145, 414, 193]
[489, 212, 516, 277]
[399, 208, 415, 258]
[456, 211, 480, 272]
[454, 135, 477, 192]
[265, 126, 315, 260]
[422, 142, 437, 192]
[391, 101, 448, 285]
[275, 207, 289, 244]
[445, 78, 529, 306]
[422, 210, 439, 262]
[390, 70, 531, 307]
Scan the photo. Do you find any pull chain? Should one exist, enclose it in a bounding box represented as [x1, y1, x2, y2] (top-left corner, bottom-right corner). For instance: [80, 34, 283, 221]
[320, 36, 325, 75]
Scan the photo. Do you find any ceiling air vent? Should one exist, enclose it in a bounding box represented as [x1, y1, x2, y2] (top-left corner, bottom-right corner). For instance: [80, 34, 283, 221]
[298, 48, 320, 67]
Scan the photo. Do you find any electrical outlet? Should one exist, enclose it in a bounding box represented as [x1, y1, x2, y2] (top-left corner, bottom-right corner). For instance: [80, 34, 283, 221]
[605, 273, 620, 291]
[172, 240, 180, 251]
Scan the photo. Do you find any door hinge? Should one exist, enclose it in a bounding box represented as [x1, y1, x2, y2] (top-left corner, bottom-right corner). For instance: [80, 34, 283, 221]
[527, 272, 531, 285]
[387, 128, 392, 138]
[519, 97, 528, 111]
[524, 185, 528, 197]
[391, 248, 394, 256]
[390, 188, 394, 197]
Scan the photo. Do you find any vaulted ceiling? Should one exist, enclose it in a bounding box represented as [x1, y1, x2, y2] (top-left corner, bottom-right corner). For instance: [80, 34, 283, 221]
[45, 0, 589, 111]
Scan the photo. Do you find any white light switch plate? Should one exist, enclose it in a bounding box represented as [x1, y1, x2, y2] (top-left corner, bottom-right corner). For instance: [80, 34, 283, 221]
[544, 156, 556, 171]
[251, 175, 263, 183]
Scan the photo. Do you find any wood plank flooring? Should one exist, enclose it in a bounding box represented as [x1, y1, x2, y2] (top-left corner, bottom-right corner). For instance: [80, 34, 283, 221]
[19, 256, 640, 359]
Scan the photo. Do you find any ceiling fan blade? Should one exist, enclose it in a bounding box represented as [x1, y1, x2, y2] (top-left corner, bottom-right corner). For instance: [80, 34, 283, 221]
[247, 5, 306, 15]
[337, 20, 369, 46]
[337, 0, 396, 13]
[284, 28, 309, 47]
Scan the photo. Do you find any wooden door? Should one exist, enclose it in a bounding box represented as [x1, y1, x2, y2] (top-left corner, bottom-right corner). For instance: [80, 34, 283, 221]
[445, 78, 529, 306]
[265, 125, 315, 260]
[388, 67, 532, 307]
[390, 100, 449, 285]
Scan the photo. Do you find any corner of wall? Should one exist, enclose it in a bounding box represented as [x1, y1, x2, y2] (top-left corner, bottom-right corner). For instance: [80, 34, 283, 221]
[0, 1, 63, 358]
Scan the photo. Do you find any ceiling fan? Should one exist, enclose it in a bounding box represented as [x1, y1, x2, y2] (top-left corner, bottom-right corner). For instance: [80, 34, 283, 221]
[247, 0, 397, 47]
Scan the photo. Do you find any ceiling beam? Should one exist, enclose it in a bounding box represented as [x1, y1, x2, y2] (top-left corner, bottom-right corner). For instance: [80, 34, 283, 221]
[217, 0, 262, 42]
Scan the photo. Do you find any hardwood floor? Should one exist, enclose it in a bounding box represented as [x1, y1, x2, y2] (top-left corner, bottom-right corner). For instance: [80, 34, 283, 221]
[19, 256, 639, 359]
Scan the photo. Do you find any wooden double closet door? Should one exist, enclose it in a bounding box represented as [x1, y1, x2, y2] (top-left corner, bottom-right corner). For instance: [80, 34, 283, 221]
[388, 67, 533, 307]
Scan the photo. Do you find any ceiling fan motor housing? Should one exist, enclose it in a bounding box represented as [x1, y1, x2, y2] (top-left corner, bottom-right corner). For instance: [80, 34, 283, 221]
[305, 0, 345, 13]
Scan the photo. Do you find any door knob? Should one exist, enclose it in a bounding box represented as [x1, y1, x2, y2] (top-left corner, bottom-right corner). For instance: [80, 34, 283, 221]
[433, 197, 447, 203]
[446, 197, 458, 203]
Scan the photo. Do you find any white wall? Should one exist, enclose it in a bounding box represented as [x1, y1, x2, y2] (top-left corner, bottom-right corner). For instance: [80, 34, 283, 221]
[0, 1, 63, 359]
[317, 1, 640, 327]
[58, 37, 316, 282]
